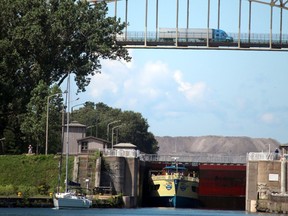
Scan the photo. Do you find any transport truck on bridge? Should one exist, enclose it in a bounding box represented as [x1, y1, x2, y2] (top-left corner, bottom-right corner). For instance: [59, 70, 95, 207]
[159, 28, 233, 42]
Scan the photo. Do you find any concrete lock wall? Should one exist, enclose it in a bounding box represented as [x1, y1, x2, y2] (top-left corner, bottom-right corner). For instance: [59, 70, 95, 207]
[246, 160, 284, 213]
[105, 157, 126, 194]
[246, 161, 258, 212]
[103, 156, 140, 208]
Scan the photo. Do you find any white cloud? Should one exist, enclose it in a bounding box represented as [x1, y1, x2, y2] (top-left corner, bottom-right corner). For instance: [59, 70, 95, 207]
[89, 73, 118, 98]
[86, 57, 178, 113]
[173, 70, 208, 103]
[260, 113, 277, 124]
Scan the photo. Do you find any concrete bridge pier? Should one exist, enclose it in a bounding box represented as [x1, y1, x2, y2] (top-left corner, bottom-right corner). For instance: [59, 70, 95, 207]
[246, 152, 288, 213]
[104, 156, 141, 208]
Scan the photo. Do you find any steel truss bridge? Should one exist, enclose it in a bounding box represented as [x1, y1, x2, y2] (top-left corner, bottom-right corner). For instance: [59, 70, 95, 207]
[98, 0, 288, 51]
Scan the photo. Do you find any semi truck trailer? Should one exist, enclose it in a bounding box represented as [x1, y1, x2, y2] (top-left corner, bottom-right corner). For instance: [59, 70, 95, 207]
[159, 28, 233, 42]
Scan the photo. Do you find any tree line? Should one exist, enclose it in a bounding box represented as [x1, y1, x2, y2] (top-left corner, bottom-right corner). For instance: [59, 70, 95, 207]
[0, 0, 158, 154]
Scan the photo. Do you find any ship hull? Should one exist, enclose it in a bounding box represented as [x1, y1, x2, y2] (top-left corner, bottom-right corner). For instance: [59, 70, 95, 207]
[149, 195, 199, 208]
[149, 177, 199, 208]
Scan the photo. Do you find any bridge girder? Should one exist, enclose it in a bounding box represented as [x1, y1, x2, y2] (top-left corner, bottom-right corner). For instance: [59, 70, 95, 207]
[249, 0, 288, 10]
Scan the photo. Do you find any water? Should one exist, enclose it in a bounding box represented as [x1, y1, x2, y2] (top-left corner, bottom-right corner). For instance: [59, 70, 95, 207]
[0, 208, 284, 216]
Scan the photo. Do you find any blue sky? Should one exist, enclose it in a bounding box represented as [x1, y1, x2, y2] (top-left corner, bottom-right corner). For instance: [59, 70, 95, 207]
[71, 0, 288, 143]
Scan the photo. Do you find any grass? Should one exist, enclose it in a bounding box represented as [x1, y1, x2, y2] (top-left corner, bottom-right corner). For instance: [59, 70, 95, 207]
[0, 155, 73, 196]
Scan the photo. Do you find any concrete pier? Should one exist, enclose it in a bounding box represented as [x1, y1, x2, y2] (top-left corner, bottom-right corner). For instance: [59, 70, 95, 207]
[246, 152, 288, 213]
[71, 147, 288, 211]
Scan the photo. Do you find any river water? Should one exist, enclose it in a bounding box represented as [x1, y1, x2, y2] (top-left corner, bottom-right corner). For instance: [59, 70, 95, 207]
[0, 208, 285, 216]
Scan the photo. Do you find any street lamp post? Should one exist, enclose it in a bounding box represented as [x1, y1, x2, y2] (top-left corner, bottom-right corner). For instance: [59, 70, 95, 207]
[86, 125, 96, 136]
[107, 120, 121, 142]
[45, 92, 66, 155]
[71, 102, 85, 114]
[111, 124, 123, 149]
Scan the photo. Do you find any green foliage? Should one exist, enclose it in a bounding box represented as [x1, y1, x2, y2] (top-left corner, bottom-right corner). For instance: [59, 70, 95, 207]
[0, 0, 130, 154]
[37, 182, 50, 195]
[94, 195, 123, 207]
[0, 155, 74, 196]
[17, 185, 38, 197]
[72, 102, 159, 154]
[20, 82, 64, 154]
[94, 150, 101, 159]
[0, 185, 15, 196]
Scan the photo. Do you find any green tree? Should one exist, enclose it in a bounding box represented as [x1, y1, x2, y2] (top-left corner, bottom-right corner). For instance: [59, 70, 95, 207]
[0, 0, 130, 154]
[72, 102, 159, 154]
[20, 82, 63, 154]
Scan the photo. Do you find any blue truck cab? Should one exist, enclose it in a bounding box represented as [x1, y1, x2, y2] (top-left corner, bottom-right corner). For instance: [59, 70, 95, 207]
[213, 29, 233, 42]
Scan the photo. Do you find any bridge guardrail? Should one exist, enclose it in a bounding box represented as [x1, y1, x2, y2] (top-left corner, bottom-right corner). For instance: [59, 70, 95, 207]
[103, 149, 282, 164]
[103, 149, 141, 158]
[141, 154, 247, 164]
[103, 149, 247, 164]
[247, 152, 278, 161]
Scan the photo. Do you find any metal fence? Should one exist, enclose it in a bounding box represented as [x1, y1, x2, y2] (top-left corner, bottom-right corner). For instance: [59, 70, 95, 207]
[103, 149, 247, 164]
[247, 152, 277, 161]
[103, 149, 141, 158]
[141, 153, 247, 164]
[103, 149, 284, 164]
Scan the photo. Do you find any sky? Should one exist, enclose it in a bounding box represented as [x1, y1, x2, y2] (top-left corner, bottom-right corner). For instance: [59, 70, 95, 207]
[70, 0, 288, 144]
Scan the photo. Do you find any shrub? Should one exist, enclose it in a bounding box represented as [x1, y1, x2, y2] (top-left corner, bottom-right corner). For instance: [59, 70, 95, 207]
[37, 182, 50, 195]
[18, 185, 38, 197]
[0, 185, 14, 196]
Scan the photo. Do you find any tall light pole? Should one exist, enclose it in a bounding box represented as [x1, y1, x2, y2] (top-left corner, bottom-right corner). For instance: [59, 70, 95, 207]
[45, 92, 66, 155]
[71, 102, 85, 114]
[107, 120, 121, 142]
[111, 124, 123, 149]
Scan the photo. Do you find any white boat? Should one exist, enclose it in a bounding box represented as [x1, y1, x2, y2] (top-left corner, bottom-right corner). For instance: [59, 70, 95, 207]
[53, 73, 92, 209]
[53, 192, 92, 209]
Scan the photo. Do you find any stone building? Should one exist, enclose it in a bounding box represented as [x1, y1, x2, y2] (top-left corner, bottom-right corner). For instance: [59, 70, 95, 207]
[63, 121, 109, 155]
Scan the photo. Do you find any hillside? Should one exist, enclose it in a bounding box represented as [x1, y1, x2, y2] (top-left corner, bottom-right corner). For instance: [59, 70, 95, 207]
[155, 136, 281, 155]
[0, 155, 73, 196]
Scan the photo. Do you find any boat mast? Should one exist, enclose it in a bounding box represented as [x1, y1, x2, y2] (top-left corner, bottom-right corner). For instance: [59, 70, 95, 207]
[57, 89, 68, 194]
[65, 72, 71, 193]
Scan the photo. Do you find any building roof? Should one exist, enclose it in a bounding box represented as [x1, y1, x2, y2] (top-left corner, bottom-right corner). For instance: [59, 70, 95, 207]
[77, 136, 109, 143]
[65, 121, 86, 128]
[114, 143, 137, 149]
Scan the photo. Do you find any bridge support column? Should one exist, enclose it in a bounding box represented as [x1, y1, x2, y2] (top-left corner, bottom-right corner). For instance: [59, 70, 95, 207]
[103, 156, 140, 208]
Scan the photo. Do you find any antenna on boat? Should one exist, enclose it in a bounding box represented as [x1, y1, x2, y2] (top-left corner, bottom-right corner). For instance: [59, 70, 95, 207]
[171, 157, 179, 162]
[171, 157, 179, 173]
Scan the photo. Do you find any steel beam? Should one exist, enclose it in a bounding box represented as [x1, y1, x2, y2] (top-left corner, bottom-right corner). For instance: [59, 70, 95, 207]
[145, 0, 148, 46]
[207, 0, 210, 47]
[238, 0, 242, 48]
[249, 0, 288, 10]
[218, 0, 221, 29]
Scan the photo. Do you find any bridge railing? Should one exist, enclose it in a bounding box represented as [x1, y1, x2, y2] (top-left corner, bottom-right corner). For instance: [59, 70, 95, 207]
[247, 152, 276, 161]
[103, 149, 282, 164]
[141, 153, 246, 164]
[103, 149, 141, 158]
[116, 31, 288, 45]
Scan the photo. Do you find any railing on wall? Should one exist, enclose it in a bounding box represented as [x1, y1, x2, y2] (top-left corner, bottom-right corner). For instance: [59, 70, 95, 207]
[141, 153, 246, 164]
[102, 149, 285, 164]
[103, 149, 247, 164]
[103, 149, 141, 158]
[247, 152, 279, 161]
